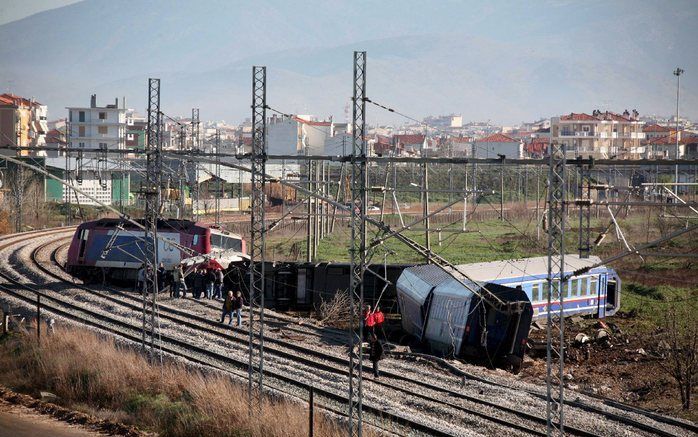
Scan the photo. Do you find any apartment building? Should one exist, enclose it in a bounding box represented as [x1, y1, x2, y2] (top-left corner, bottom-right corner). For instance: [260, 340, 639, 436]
[67, 94, 126, 152]
[472, 133, 523, 159]
[0, 93, 48, 156]
[550, 110, 645, 159]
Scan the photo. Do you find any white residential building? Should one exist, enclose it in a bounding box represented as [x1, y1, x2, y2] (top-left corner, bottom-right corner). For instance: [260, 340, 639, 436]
[550, 110, 645, 159]
[472, 133, 524, 159]
[67, 94, 126, 153]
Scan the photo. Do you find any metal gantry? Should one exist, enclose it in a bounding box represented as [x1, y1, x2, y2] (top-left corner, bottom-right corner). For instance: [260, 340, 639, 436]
[143, 78, 162, 358]
[348, 50, 367, 437]
[248, 65, 267, 416]
[546, 142, 566, 435]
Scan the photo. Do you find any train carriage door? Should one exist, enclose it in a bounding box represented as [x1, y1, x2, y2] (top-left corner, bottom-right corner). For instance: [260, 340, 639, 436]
[78, 229, 89, 262]
[297, 268, 307, 305]
[598, 274, 607, 318]
[606, 275, 619, 314]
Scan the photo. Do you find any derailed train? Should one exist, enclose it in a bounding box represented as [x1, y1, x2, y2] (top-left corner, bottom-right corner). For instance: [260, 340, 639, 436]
[66, 218, 247, 281]
[65, 220, 620, 367]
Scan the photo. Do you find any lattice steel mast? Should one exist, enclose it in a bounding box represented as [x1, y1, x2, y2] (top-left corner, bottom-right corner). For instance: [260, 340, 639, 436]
[215, 128, 221, 225]
[248, 66, 267, 415]
[546, 142, 566, 435]
[348, 50, 367, 437]
[143, 78, 162, 357]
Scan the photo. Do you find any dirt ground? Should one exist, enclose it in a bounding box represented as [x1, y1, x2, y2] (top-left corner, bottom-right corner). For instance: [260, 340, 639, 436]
[522, 309, 697, 423]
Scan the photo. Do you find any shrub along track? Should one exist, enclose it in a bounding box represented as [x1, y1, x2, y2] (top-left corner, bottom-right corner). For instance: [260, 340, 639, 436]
[0, 228, 693, 436]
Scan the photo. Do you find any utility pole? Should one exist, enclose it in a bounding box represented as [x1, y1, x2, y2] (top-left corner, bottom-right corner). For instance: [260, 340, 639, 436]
[215, 129, 221, 226]
[178, 124, 186, 219]
[143, 78, 162, 360]
[578, 163, 592, 258]
[674, 67, 684, 195]
[546, 142, 566, 436]
[248, 66, 267, 416]
[191, 108, 200, 221]
[421, 131, 431, 262]
[348, 50, 367, 437]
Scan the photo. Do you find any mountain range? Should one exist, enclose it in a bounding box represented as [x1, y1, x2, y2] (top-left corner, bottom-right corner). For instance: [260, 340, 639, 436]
[1, 0, 696, 124]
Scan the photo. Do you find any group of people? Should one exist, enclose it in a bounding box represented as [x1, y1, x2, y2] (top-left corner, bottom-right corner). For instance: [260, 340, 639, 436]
[145, 263, 225, 300]
[137, 263, 245, 328]
[364, 304, 386, 378]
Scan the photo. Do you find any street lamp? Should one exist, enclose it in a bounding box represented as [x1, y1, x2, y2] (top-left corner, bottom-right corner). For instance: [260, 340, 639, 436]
[673, 67, 684, 193]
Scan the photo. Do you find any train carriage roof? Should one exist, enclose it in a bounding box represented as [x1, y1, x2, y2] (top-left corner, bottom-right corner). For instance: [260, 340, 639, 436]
[454, 255, 605, 283]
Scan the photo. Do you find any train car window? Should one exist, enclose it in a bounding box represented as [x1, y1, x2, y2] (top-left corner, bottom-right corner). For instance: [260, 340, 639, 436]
[580, 277, 589, 296]
[531, 283, 540, 302]
[571, 279, 580, 297]
[193, 234, 199, 245]
[541, 282, 549, 300]
[589, 277, 598, 296]
[224, 236, 243, 251]
[552, 280, 561, 300]
[210, 234, 222, 248]
[562, 281, 569, 299]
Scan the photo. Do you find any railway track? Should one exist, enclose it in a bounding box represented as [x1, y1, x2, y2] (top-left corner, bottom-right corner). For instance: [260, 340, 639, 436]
[0, 228, 694, 436]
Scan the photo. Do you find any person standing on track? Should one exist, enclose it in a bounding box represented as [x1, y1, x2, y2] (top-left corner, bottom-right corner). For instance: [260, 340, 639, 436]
[220, 290, 235, 325]
[214, 268, 225, 300]
[232, 290, 244, 327]
[364, 304, 376, 340]
[136, 264, 146, 293]
[207, 268, 218, 299]
[368, 334, 384, 378]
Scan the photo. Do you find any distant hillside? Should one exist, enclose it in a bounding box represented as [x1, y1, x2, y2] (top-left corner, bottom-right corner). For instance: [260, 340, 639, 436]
[1, 0, 696, 123]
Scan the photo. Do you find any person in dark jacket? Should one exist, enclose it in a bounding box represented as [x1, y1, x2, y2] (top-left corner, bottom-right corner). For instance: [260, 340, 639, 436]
[193, 268, 206, 299]
[157, 263, 166, 294]
[220, 291, 234, 325]
[232, 290, 244, 327]
[368, 334, 384, 378]
[207, 269, 218, 299]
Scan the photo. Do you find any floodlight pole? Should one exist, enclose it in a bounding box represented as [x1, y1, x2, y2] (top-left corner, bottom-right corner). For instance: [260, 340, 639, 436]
[673, 67, 684, 195]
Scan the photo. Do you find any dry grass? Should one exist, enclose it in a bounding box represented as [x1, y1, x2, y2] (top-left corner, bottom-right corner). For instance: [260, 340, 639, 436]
[0, 325, 346, 437]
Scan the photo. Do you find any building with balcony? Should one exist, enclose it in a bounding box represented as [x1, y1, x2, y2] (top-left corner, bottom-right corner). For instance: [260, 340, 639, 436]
[0, 93, 48, 156]
[67, 94, 126, 153]
[550, 110, 645, 159]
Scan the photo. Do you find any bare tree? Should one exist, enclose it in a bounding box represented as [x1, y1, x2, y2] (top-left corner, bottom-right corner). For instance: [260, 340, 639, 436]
[4, 164, 40, 232]
[657, 290, 698, 410]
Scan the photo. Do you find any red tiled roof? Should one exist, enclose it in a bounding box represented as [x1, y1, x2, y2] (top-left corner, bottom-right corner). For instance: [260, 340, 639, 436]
[394, 134, 425, 145]
[643, 124, 672, 133]
[449, 136, 471, 143]
[560, 113, 597, 121]
[0, 93, 41, 107]
[649, 133, 698, 145]
[293, 116, 332, 127]
[476, 133, 518, 143]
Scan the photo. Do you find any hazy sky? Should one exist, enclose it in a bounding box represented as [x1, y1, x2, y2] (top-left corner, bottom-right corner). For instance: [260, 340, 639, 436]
[0, 0, 81, 25]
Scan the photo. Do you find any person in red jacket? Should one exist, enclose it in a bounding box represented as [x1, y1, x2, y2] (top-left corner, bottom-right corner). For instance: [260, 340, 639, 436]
[373, 306, 385, 338]
[364, 304, 376, 340]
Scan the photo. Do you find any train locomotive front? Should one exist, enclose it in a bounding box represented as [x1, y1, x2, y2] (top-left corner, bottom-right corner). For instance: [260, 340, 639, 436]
[66, 218, 246, 282]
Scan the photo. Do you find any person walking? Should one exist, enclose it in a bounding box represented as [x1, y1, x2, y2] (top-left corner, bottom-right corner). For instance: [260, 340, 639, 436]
[232, 290, 244, 327]
[220, 291, 235, 325]
[369, 334, 384, 378]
